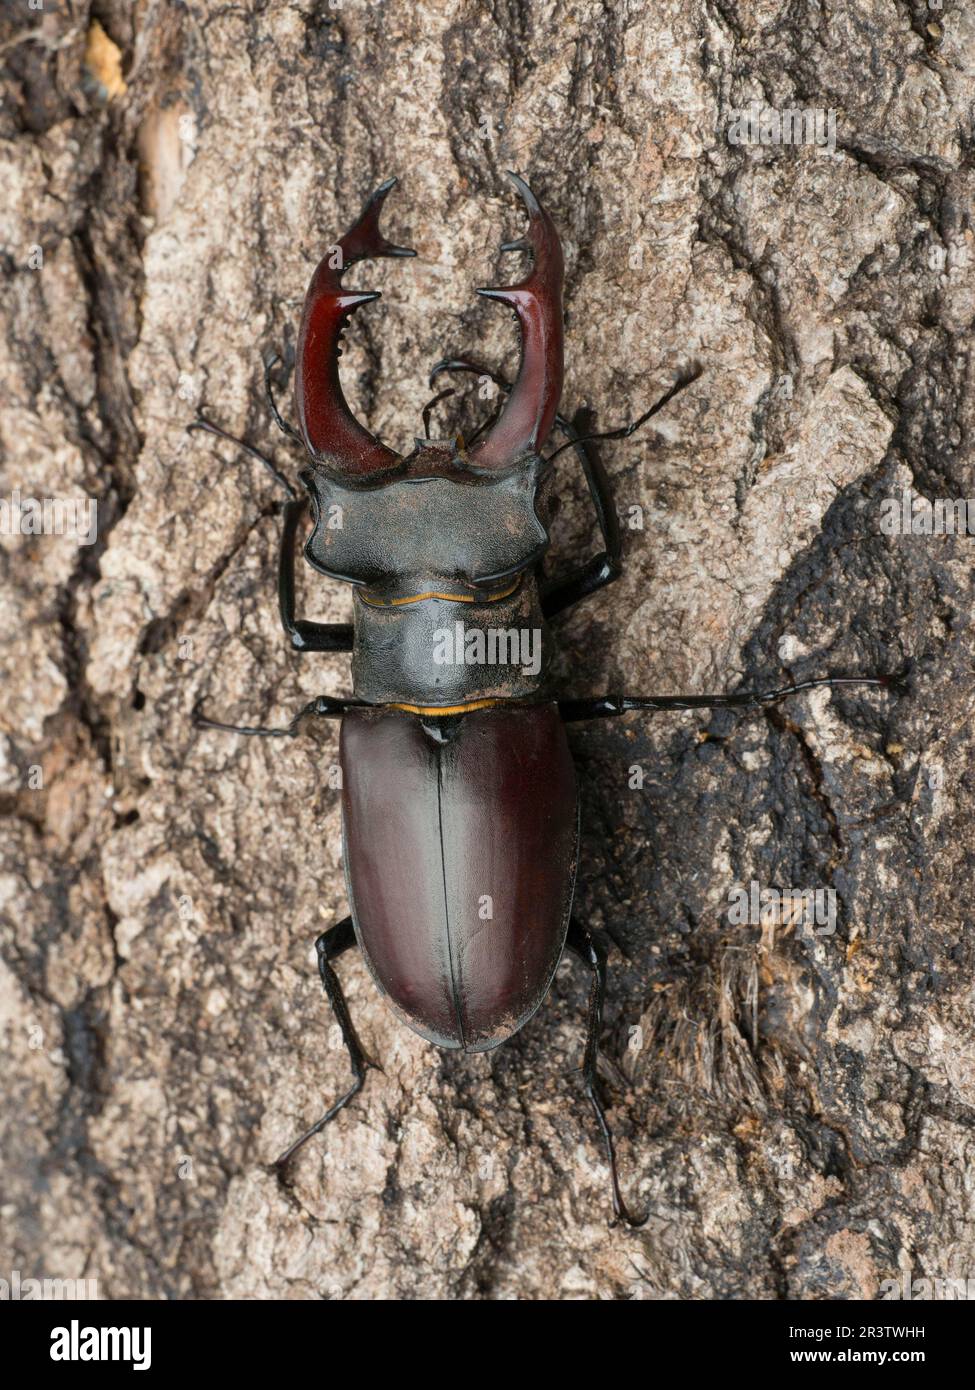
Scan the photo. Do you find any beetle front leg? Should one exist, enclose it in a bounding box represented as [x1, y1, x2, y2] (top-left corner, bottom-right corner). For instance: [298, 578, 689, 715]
[278, 495, 353, 654]
[273, 916, 379, 1171]
[565, 918, 649, 1229]
[187, 414, 298, 499]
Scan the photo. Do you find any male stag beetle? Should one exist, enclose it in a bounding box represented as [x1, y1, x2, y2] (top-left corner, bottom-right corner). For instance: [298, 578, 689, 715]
[191, 174, 895, 1226]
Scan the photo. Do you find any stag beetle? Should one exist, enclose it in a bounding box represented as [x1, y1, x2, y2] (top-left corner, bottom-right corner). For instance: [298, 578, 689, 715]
[191, 174, 895, 1226]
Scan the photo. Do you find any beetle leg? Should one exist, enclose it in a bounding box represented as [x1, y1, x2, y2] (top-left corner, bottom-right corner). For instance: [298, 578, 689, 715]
[277, 496, 354, 653]
[541, 368, 708, 616]
[273, 916, 378, 1171]
[193, 693, 363, 739]
[559, 672, 902, 722]
[187, 349, 304, 478]
[544, 364, 702, 465]
[566, 917, 649, 1229]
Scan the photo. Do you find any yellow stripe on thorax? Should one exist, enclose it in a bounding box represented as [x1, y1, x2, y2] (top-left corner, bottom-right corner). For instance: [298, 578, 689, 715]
[387, 698, 504, 716]
[358, 577, 520, 608]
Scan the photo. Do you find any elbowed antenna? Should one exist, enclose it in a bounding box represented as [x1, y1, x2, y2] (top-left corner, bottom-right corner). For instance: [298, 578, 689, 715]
[296, 177, 416, 476]
[470, 172, 565, 469]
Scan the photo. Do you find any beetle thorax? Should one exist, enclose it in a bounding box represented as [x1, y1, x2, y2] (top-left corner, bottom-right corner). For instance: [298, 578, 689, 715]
[301, 454, 553, 708]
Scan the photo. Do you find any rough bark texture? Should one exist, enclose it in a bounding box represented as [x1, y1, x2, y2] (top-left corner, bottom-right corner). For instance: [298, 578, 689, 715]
[2, 0, 975, 1301]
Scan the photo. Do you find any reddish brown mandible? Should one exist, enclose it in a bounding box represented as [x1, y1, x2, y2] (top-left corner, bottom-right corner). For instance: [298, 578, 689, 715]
[295, 172, 564, 477]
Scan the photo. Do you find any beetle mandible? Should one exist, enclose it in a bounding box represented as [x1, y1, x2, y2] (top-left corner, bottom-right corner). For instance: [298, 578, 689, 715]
[191, 174, 895, 1226]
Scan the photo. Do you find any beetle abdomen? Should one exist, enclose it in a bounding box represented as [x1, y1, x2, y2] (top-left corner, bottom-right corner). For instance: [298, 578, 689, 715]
[340, 703, 578, 1052]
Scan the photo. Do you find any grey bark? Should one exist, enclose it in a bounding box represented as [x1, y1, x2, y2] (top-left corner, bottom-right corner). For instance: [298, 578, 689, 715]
[1, 0, 974, 1299]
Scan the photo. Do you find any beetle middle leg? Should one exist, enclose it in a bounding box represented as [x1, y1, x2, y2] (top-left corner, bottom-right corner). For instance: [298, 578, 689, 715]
[193, 693, 363, 739]
[273, 915, 379, 1171]
[558, 672, 901, 722]
[565, 917, 649, 1229]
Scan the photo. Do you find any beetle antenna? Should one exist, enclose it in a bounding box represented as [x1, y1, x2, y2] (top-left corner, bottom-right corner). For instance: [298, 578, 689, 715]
[187, 415, 298, 500]
[263, 352, 304, 444]
[419, 386, 456, 439]
[545, 363, 703, 463]
[427, 357, 508, 447]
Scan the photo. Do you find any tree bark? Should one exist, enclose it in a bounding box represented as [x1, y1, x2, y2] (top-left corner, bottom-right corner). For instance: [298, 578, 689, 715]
[1, 0, 974, 1299]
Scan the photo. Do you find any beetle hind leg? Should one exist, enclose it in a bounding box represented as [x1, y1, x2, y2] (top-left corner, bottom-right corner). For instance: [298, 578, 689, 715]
[566, 917, 650, 1230]
[272, 916, 379, 1171]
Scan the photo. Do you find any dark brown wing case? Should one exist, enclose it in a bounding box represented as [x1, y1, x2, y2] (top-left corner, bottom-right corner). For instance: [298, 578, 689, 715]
[340, 704, 578, 1051]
